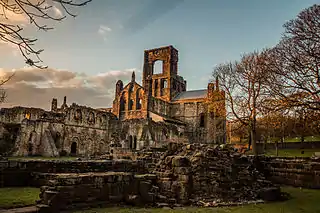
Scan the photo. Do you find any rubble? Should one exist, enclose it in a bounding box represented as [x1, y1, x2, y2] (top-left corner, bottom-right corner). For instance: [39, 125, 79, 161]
[153, 142, 281, 205]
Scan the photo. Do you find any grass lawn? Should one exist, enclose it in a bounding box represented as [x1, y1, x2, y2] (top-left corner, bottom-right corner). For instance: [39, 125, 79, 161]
[284, 136, 320, 143]
[74, 187, 320, 213]
[264, 149, 320, 157]
[8, 156, 77, 161]
[0, 187, 39, 209]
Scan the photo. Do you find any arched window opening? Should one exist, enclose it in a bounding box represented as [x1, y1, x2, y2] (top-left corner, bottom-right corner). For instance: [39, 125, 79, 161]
[129, 135, 133, 149]
[153, 60, 163, 75]
[120, 93, 126, 112]
[161, 79, 167, 96]
[128, 99, 134, 110]
[200, 113, 205, 128]
[55, 133, 61, 148]
[70, 142, 77, 155]
[136, 88, 142, 110]
[163, 79, 168, 88]
[162, 129, 168, 139]
[28, 143, 33, 155]
[133, 136, 137, 150]
[101, 114, 107, 124]
[154, 80, 158, 97]
[136, 98, 142, 110]
[129, 85, 134, 93]
[25, 112, 31, 120]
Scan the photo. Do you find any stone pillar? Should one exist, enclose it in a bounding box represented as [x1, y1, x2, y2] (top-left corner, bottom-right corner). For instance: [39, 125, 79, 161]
[171, 156, 192, 204]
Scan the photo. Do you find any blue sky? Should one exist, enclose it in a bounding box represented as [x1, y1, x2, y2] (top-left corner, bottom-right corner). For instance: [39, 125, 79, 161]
[0, 0, 318, 109]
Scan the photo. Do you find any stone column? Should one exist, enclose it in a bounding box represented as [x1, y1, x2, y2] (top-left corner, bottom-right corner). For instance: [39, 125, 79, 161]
[171, 156, 192, 204]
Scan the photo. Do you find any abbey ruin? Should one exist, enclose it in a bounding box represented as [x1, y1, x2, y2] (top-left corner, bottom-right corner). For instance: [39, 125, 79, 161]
[0, 46, 226, 157]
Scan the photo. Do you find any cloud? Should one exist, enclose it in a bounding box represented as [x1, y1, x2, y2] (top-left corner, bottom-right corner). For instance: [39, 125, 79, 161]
[53, 6, 63, 17]
[0, 67, 139, 110]
[0, 9, 28, 23]
[121, 0, 185, 34]
[98, 25, 112, 41]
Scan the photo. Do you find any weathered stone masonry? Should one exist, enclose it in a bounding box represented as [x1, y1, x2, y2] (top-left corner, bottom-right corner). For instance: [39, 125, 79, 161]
[0, 45, 226, 157]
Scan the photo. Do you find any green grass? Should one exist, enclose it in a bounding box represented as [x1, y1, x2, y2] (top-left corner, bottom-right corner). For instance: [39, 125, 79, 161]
[264, 149, 320, 157]
[8, 156, 77, 161]
[75, 187, 320, 213]
[237, 136, 320, 144]
[284, 136, 320, 143]
[1, 187, 320, 212]
[0, 187, 39, 209]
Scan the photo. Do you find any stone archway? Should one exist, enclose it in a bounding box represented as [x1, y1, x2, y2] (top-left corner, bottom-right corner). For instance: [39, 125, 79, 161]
[70, 142, 77, 156]
[27, 143, 33, 156]
[133, 136, 137, 150]
[129, 135, 133, 149]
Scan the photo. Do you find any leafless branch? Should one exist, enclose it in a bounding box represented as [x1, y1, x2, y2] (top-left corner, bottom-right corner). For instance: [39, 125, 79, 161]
[0, 0, 92, 68]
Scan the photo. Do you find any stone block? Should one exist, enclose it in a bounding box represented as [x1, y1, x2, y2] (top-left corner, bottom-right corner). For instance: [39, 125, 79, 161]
[172, 156, 190, 167]
[174, 167, 191, 175]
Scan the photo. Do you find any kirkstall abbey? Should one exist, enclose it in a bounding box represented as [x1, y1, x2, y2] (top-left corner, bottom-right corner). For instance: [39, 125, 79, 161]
[0, 46, 226, 157]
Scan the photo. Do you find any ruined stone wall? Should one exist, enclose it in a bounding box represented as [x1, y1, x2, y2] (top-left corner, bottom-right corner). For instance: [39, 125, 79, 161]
[0, 123, 21, 155]
[0, 159, 147, 187]
[14, 119, 60, 157]
[114, 119, 182, 151]
[256, 141, 320, 151]
[37, 173, 159, 212]
[0, 107, 46, 124]
[0, 103, 119, 157]
[170, 101, 208, 143]
[149, 97, 172, 117]
[260, 156, 320, 189]
[13, 119, 112, 157]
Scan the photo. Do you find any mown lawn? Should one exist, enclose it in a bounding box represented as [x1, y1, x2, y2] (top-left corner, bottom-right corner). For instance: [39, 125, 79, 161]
[75, 187, 320, 213]
[264, 148, 320, 157]
[284, 136, 320, 143]
[238, 135, 320, 144]
[0, 187, 39, 209]
[2, 187, 320, 212]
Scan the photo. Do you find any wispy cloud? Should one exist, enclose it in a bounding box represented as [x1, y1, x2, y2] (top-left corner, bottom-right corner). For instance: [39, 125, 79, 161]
[121, 0, 185, 34]
[98, 25, 112, 41]
[53, 6, 63, 17]
[0, 67, 139, 109]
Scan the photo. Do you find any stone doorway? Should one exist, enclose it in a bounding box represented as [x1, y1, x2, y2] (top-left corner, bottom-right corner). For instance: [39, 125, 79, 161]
[133, 136, 137, 150]
[70, 142, 77, 156]
[27, 143, 33, 156]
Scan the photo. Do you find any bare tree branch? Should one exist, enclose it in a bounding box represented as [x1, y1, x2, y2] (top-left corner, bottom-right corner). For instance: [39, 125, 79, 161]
[212, 51, 272, 155]
[0, 0, 92, 68]
[266, 4, 320, 111]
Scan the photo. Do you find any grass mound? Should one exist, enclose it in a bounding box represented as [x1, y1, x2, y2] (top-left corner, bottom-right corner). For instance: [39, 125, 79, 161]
[0, 187, 39, 209]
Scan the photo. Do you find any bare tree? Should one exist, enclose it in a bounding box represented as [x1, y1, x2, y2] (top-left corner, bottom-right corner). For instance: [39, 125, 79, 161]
[0, 0, 91, 69]
[266, 4, 320, 111]
[0, 73, 14, 103]
[213, 51, 271, 156]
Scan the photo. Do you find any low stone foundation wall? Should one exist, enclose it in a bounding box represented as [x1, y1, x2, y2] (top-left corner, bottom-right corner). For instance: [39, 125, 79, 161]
[0, 159, 146, 187]
[260, 156, 320, 189]
[36, 173, 160, 212]
[256, 141, 320, 151]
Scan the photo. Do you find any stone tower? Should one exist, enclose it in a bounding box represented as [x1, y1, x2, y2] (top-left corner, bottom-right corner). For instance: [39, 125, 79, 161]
[142, 45, 186, 102]
[51, 98, 57, 112]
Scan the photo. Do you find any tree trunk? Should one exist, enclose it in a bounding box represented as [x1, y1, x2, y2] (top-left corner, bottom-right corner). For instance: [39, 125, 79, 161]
[251, 124, 258, 156]
[248, 129, 252, 150]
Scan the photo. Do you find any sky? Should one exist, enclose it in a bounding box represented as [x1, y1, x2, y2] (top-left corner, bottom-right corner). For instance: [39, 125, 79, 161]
[0, 0, 318, 110]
